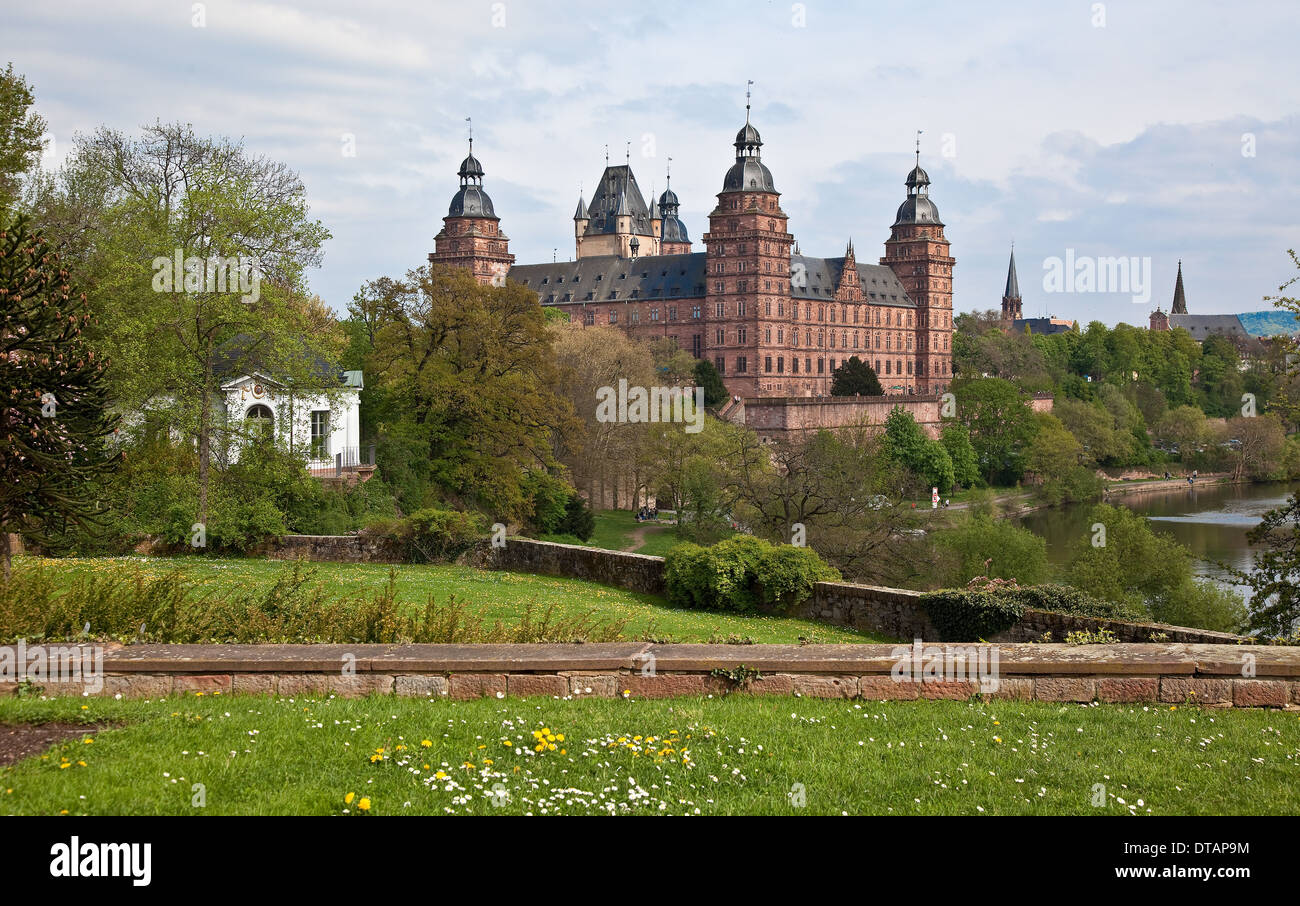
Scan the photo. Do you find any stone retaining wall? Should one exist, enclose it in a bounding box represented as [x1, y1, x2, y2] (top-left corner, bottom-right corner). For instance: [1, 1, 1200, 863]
[471, 538, 667, 595]
[5, 642, 1295, 709]
[806, 581, 1242, 644]
[253, 534, 402, 563]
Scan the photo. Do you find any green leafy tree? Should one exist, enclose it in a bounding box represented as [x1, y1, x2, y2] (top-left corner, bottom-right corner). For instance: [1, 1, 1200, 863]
[830, 355, 883, 396]
[882, 406, 953, 492]
[940, 423, 981, 488]
[0, 215, 120, 578]
[951, 377, 1037, 484]
[1231, 492, 1300, 636]
[366, 264, 577, 520]
[0, 63, 47, 212]
[931, 514, 1049, 587]
[33, 123, 334, 532]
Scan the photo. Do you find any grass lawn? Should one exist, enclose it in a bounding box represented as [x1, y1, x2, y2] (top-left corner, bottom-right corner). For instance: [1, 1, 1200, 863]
[587, 509, 685, 557]
[2, 693, 1297, 815]
[24, 555, 876, 644]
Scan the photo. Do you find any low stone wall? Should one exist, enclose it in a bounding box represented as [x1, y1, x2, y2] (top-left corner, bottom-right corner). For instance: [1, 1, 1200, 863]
[472, 539, 666, 595]
[6, 642, 1296, 709]
[252, 534, 402, 563]
[804, 582, 1242, 645]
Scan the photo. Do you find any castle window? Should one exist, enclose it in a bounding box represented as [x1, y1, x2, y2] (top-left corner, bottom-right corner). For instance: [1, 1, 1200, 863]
[609, 291, 618, 300]
[764, 356, 772, 373]
[765, 327, 772, 343]
[716, 302, 726, 317]
[715, 356, 725, 375]
[558, 276, 564, 283]
[791, 357, 798, 373]
[650, 307, 660, 321]
[541, 277, 549, 285]
[630, 290, 639, 298]
[630, 310, 639, 323]
[737, 356, 748, 373]
[738, 300, 747, 317]
[596, 274, 603, 281]
[691, 305, 701, 319]
[777, 356, 784, 374]
[716, 329, 725, 344]
[817, 358, 824, 374]
[737, 327, 747, 343]
[609, 311, 617, 324]
[584, 310, 595, 325]
[585, 292, 594, 301]
[669, 306, 678, 320]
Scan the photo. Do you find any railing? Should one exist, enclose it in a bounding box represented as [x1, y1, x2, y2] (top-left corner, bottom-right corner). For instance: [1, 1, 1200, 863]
[307, 444, 376, 477]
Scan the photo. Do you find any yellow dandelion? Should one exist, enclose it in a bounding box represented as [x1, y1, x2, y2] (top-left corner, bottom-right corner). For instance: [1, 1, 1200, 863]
[357, 798, 370, 811]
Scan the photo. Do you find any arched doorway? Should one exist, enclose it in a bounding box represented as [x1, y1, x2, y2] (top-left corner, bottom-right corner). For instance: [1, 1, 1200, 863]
[245, 404, 274, 439]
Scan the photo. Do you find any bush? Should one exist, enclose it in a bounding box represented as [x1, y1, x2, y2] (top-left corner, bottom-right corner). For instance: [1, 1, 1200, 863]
[920, 589, 1023, 641]
[360, 508, 486, 563]
[553, 494, 595, 541]
[664, 536, 839, 614]
[1006, 584, 1144, 622]
[931, 515, 1049, 586]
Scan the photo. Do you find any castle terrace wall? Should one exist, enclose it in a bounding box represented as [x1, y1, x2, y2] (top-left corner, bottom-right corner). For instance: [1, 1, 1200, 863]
[736, 392, 1053, 439]
[7, 642, 1294, 709]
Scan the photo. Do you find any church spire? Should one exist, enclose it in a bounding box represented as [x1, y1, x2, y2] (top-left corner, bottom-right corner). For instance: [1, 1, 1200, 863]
[1171, 260, 1188, 314]
[1002, 245, 1023, 321]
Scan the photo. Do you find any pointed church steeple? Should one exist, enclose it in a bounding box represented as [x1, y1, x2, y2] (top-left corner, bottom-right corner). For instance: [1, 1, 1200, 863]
[1171, 260, 1188, 314]
[1001, 246, 1022, 321]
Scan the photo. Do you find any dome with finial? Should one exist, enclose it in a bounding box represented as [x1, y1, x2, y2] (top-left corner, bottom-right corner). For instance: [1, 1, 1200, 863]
[905, 164, 930, 189]
[458, 151, 485, 181]
[447, 139, 497, 219]
[659, 186, 679, 209]
[735, 122, 762, 151]
[722, 116, 776, 193]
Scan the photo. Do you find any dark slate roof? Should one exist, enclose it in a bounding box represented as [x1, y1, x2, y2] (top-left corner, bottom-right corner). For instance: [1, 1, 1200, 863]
[509, 253, 913, 307]
[583, 165, 655, 237]
[906, 164, 930, 188]
[722, 156, 776, 193]
[1004, 249, 1021, 299]
[1168, 314, 1247, 337]
[894, 193, 942, 225]
[213, 333, 347, 386]
[448, 184, 496, 218]
[509, 254, 708, 304]
[573, 196, 588, 220]
[661, 213, 691, 244]
[791, 254, 913, 306]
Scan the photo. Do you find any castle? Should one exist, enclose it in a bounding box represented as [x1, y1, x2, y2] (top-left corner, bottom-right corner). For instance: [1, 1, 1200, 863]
[430, 102, 954, 398]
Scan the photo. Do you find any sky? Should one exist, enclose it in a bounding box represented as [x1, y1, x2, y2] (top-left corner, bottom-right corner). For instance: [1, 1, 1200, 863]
[5, 0, 1299, 326]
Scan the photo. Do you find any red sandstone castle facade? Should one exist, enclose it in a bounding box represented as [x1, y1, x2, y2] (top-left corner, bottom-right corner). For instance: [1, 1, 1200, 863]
[430, 108, 954, 397]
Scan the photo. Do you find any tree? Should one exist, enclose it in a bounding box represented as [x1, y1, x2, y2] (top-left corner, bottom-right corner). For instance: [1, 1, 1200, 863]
[0, 215, 120, 578]
[951, 377, 1037, 484]
[694, 358, 728, 408]
[830, 355, 882, 396]
[1232, 492, 1300, 636]
[1223, 414, 1287, 481]
[881, 406, 953, 492]
[1065, 503, 1244, 632]
[931, 514, 1049, 586]
[721, 426, 933, 586]
[0, 63, 47, 212]
[548, 321, 655, 509]
[366, 264, 576, 520]
[940, 423, 981, 488]
[34, 122, 333, 533]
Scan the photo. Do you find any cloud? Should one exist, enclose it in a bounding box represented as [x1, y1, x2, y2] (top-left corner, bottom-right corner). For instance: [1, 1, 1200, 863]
[6, 0, 1299, 326]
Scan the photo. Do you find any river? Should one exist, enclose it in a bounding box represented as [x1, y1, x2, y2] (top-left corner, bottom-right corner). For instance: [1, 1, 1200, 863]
[1017, 480, 1299, 598]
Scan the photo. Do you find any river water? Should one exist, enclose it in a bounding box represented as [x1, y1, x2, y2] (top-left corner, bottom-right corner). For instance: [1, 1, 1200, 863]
[1017, 480, 1299, 597]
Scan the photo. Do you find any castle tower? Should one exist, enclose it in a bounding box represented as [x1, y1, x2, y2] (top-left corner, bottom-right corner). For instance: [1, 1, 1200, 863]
[572, 194, 589, 259]
[701, 90, 794, 395]
[1171, 260, 1188, 314]
[658, 167, 692, 255]
[880, 141, 954, 394]
[428, 136, 514, 284]
[1001, 246, 1022, 321]
[575, 161, 658, 259]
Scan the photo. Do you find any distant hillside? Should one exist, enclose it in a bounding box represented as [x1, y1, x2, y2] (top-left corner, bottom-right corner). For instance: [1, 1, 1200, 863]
[1237, 310, 1300, 337]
